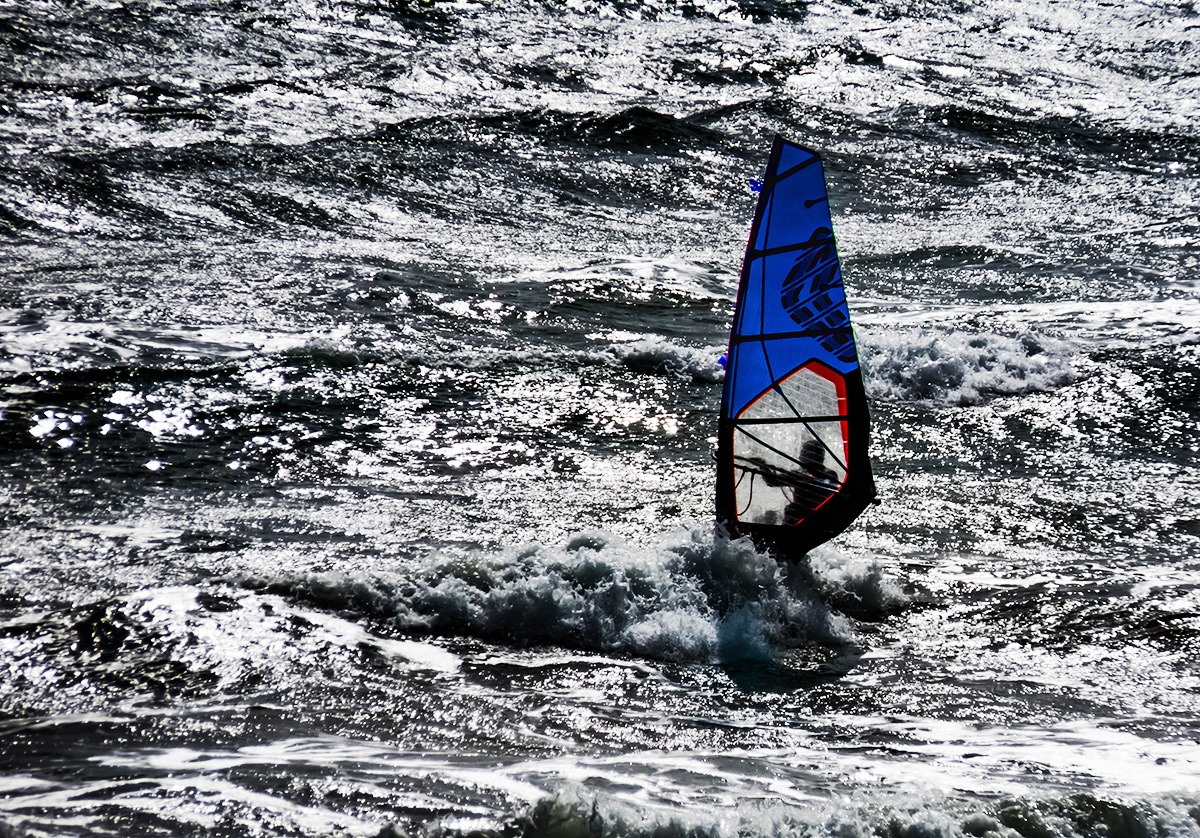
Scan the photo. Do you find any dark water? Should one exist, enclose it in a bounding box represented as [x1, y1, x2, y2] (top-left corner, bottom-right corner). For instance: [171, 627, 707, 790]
[2, 1, 1199, 836]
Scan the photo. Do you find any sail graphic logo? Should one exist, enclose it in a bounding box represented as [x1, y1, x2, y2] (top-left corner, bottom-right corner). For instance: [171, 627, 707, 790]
[780, 227, 856, 362]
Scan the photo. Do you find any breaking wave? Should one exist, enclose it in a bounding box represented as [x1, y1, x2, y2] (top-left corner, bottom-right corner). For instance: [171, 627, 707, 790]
[611, 337, 725, 383]
[861, 329, 1078, 405]
[245, 530, 904, 664]
[417, 787, 1200, 838]
[808, 547, 909, 620]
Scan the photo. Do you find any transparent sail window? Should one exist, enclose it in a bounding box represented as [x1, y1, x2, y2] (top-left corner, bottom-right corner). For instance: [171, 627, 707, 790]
[732, 362, 850, 526]
[739, 362, 842, 423]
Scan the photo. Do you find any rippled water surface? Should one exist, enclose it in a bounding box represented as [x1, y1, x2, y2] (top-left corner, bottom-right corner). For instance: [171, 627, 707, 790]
[1, 1, 1199, 836]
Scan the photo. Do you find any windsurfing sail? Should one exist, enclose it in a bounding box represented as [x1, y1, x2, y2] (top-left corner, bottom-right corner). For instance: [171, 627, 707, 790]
[716, 135, 875, 561]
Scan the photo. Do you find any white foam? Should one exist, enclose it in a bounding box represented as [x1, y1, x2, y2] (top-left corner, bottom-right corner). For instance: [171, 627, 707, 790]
[611, 336, 724, 383]
[807, 546, 909, 617]
[860, 328, 1077, 405]
[487, 779, 1200, 838]
[263, 529, 884, 664]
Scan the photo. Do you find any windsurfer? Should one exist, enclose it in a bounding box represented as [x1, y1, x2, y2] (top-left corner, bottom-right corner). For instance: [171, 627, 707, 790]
[783, 439, 839, 525]
[799, 438, 837, 483]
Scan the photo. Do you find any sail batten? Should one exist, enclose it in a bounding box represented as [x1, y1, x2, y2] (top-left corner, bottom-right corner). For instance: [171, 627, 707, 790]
[730, 328, 853, 343]
[716, 135, 876, 562]
[746, 239, 838, 259]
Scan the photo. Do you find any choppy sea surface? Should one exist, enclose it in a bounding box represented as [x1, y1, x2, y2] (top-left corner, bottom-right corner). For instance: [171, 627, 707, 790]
[2, 1, 1199, 836]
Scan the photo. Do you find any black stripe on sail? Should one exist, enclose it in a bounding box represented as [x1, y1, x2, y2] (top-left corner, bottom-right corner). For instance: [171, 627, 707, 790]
[745, 235, 837, 260]
[767, 154, 821, 186]
[729, 327, 853, 343]
[733, 426, 811, 474]
[734, 415, 847, 425]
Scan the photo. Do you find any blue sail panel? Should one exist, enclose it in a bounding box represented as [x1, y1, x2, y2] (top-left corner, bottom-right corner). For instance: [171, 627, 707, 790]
[777, 141, 816, 175]
[725, 334, 835, 420]
[716, 135, 875, 562]
[752, 158, 832, 255]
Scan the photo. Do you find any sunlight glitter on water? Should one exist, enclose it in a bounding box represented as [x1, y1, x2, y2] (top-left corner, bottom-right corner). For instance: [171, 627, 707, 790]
[2, 0, 1199, 835]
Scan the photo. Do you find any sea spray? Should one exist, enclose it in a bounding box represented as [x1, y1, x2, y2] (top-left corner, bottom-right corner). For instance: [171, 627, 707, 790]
[409, 786, 1200, 838]
[611, 337, 724, 383]
[861, 329, 1076, 405]
[243, 529, 878, 663]
[807, 546, 909, 620]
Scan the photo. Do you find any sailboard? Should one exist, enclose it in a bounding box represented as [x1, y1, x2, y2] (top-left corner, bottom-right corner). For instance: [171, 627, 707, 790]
[716, 135, 875, 562]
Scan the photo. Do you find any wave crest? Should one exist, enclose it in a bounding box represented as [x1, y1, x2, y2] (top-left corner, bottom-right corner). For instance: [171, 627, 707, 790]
[612, 338, 724, 383]
[412, 788, 1200, 838]
[862, 329, 1077, 405]
[245, 530, 903, 664]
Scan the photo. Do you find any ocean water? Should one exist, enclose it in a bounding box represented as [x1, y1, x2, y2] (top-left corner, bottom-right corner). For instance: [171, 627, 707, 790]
[1, 0, 1198, 836]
